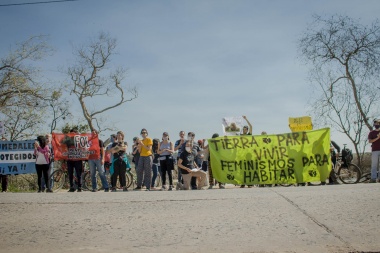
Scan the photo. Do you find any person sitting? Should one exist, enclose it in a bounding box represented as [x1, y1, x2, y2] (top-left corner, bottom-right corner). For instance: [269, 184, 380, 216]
[177, 141, 207, 190]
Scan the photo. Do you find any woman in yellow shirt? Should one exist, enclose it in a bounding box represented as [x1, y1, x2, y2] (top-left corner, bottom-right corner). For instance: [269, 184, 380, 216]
[134, 128, 153, 191]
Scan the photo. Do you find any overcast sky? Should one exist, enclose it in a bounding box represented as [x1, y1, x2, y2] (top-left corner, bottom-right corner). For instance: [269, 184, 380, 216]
[1, 0, 379, 150]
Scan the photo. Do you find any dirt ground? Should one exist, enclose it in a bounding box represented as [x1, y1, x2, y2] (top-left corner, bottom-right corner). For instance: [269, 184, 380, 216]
[1, 183, 380, 253]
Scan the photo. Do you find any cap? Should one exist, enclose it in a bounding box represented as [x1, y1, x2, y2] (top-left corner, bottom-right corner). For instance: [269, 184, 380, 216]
[212, 133, 219, 138]
[374, 119, 380, 123]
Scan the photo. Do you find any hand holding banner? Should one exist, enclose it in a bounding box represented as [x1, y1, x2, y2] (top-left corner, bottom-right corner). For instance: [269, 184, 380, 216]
[208, 128, 331, 185]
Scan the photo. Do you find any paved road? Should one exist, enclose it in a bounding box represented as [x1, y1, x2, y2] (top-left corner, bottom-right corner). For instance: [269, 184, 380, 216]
[1, 184, 379, 253]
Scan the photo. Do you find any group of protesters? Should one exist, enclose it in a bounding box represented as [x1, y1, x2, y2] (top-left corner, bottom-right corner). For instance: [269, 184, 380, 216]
[2, 117, 379, 193]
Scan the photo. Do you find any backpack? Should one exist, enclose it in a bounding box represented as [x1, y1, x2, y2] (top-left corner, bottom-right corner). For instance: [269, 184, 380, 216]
[342, 148, 353, 166]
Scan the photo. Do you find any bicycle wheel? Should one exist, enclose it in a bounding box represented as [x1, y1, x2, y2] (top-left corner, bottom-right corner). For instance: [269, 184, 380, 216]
[51, 169, 66, 192]
[359, 172, 371, 183]
[125, 170, 133, 188]
[83, 171, 92, 190]
[338, 163, 361, 184]
[154, 173, 161, 187]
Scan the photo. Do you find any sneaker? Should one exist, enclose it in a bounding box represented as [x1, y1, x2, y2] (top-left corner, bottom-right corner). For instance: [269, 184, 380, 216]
[321, 182, 326, 185]
[248, 185, 252, 188]
[77, 188, 82, 192]
[37, 189, 42, 193]
[134, 187, 142, 190]
[46, 189, 53, 193]
[91, 189, 97, 192]
[176, 182, 183, 190]
[145, 188, 150, 191]
[162, 185, 167, 190]
[369, 179, 377, 183]
[168, 185, 173, 191]
[208, 185, 213, 189]
[240, 185, 245, 188]
[104, 188, 109, 192]
[111, 188, 117, 192]
[123, 187, 128, 192]
[219, 184, 225, 189]
[68, 188, 75, 192]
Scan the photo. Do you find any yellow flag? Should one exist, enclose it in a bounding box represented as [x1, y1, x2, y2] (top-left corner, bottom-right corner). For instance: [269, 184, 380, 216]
[208, 128, 331, 185]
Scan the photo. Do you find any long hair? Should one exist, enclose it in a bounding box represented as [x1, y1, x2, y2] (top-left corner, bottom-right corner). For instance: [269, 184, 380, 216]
[152, 138, 160, 153]
[37, 135, 47, 149]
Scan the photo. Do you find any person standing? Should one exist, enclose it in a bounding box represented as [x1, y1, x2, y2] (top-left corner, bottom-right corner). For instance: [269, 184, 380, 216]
[108, 131, 130, 192]
[157, 132, 174, 191]
[135, 128, 153, 191]
[151, 138, 161, 189]
[132, 137, 140, 169]
[368, 119, 380, 183]
[41, 134, 54, 191]
[174, 130, 186, 189]
[178, 141, 207, 190]
[88, 130, 109, 192]
[34, 136, 53, 193]
[67, 128, 83, 192]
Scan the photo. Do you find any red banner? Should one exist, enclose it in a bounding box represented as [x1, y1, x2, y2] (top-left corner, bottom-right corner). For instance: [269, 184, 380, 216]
[52, 133, 100, 161]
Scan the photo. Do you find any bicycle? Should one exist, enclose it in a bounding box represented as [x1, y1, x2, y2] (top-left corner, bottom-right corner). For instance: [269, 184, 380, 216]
[308, 144, 361, 185]
[125, 167, 162, 189]
[280, 144, 361, 186]
[50, 160, 91, 192]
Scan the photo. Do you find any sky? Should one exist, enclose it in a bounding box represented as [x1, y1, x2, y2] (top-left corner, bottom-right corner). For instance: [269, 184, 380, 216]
[1, 0, 379, 151]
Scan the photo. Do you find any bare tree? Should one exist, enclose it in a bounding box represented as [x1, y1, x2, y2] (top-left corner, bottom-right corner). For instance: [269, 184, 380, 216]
[0, 35, 52, 109]
[48, 90, 72, 133]
[2, 106, 45, 140]
[67, 32, 138, 132]
[0, 35, 63, 139]
[298, 15, 380, 165]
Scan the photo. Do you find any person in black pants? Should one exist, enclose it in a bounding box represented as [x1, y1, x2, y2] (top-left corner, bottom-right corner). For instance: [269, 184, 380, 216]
[67, 128, 83, 192]
[34, 135, 53, 193]
[108, 131, 129, 192]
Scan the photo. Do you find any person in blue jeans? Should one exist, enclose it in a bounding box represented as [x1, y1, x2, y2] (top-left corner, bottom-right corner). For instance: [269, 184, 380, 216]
[89, 130, 109, 192]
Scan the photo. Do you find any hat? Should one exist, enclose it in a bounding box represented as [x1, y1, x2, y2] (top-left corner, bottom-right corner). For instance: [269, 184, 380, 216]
[374, 119, 380, 123]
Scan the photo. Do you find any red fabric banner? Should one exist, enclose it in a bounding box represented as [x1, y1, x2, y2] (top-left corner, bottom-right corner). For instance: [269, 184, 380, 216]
[52, 133, 100, 161]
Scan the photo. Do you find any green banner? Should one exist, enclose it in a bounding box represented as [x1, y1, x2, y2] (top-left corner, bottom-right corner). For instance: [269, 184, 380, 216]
[208, 128, 331, 185]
